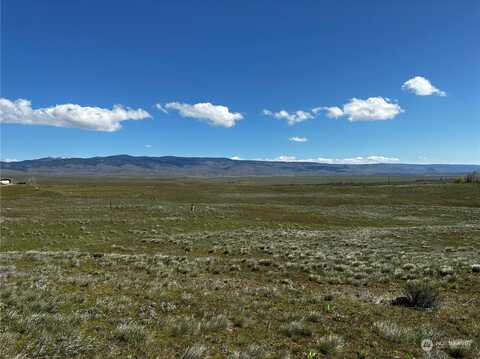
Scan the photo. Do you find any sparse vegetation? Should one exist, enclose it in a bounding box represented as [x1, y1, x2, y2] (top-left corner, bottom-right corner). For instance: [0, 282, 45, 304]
[0, 178, 479, 358]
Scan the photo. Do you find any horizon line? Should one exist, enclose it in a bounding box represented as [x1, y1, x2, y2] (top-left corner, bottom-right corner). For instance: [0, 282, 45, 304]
[1, 154, 479, 167]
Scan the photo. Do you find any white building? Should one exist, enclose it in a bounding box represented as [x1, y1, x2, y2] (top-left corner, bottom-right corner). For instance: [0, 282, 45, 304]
[1, 178, 12, 185]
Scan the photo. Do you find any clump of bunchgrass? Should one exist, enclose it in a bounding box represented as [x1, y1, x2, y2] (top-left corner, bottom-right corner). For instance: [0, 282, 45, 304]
[159, 300, 177, 313]
[315, 334, 344, 355]
[112, 323, 146, 343]
[279, 320, 312, 337]
[170, 316, 199, 337]
[374, 320, 413, 343]
[305, 311, 322, 323]
[180, 343, 208, 359]
[231, 311, 250, 328]
[439, 266, 454, 276]
[229, 344, 268, 359]
[202, 314, 230, 332]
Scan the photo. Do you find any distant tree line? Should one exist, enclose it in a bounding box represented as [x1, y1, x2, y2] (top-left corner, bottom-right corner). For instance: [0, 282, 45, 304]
[455, 171, 480, 184]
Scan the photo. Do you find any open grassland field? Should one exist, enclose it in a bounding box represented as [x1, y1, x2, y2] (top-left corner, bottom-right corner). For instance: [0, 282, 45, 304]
[1, 179, 479, 359]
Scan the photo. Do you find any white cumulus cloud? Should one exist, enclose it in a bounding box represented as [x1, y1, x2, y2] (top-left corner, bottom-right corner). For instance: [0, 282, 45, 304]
[313, 98, 402, 121]
[164, 102, 243, 128]
[263, 109, 314, 125]
[0, 98, 151, 132]
[402, 76, 446, 96]
[263, 98, 401, 124]
[342, 97, 403, 121]
[289, 136, 308, 142]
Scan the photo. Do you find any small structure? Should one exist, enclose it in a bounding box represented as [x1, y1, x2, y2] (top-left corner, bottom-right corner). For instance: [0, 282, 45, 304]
[1, 178, 12, 185]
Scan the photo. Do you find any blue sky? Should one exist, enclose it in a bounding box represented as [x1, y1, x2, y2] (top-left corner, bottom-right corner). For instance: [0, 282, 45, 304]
[1, 0, 479, 164]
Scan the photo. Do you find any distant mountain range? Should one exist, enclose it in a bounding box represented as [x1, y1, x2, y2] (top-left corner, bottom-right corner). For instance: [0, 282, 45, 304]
[1, 155, 479, 177]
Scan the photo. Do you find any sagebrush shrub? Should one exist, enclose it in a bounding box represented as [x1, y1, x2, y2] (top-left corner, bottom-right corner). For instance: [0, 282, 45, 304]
[404, 281, 439, 309]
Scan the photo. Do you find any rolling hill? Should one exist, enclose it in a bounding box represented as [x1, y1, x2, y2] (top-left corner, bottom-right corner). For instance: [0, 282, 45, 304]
[1, 155, 479, 177]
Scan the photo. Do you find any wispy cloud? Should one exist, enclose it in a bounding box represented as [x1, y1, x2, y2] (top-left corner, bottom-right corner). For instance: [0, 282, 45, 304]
[0, 98, 151, 132]
[155, 103, 169, 113]
[289, 136, 307, 142]
[259, 155, 400, 164]
[402, 76, 446, 96]
[262, 109, 314, 125]
[164, 102, 243, 128]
